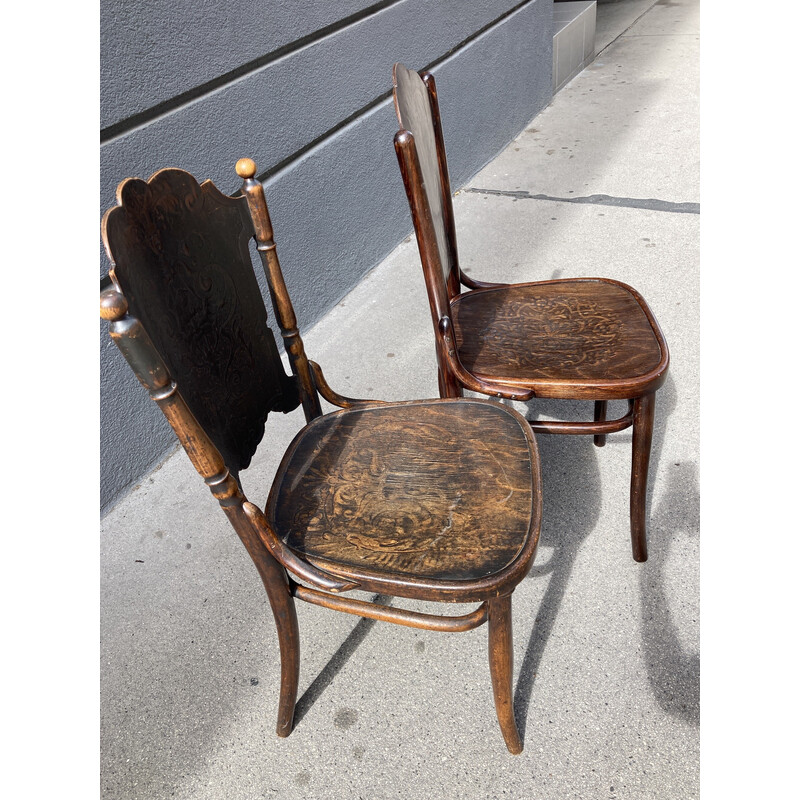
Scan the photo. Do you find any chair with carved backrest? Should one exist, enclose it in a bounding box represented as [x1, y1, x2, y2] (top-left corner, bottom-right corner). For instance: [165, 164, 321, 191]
[100, 158, 542, 753]
[391, 63, 669, 562]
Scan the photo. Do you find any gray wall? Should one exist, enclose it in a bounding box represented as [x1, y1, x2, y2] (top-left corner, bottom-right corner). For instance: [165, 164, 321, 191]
[100, 0, 553, 510]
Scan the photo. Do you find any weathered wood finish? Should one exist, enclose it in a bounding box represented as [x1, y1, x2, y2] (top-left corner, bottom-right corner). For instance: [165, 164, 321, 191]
[236, 158, 322, 422]
[101, 162, 543, 752]
[99, 285, 301, 737]
[270, 400, 535, 584]
[392, 62, 670, 561]
[393, 63, 454, 293]
[102, 168, 300, 476]
[488, 595, 522, 754]
[451, 278, 667, 398]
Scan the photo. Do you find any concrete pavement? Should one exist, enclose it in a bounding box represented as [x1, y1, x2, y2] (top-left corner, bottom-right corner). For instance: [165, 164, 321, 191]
[100, 1, 699, 797]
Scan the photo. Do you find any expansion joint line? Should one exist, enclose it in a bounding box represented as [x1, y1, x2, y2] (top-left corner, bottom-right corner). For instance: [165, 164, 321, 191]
[464, 187, 699, 215]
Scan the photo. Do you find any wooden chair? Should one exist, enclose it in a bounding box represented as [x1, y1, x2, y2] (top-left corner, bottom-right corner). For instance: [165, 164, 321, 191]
[391, 63, 669, 562]
[99, 159, 542, 754]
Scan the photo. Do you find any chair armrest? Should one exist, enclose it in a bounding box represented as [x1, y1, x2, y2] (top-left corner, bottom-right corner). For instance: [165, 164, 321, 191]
[243, 502, 359, 593]
[309, 360, 388, 409]
[438, 317, 535, 402]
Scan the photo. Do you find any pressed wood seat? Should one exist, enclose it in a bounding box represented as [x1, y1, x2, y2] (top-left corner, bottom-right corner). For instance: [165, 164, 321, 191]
[271, 399, 534, 585]
[100, 159, 541, 754]
[391, 62, 669, 562]
[451, 279, 665, 394]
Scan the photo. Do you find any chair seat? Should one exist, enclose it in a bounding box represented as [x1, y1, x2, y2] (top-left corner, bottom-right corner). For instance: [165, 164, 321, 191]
[268, 399, 537, 585]
[451, 278, 668, 398]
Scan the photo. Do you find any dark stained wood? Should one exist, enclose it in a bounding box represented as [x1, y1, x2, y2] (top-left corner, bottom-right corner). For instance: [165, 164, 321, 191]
[488, 595, 522, 754]
[102, 168, 299, 476]
[270, 400, 535, 585]
[291, 584, 489, 632]
[528, 401, 634, 436]
[100, 161, 543, 753]
[308, 360, 388, 409]
[99, 283, 301, 738]
[392, 62, 670, 560]
[393, 63, 454, 292]
[594, 400, 608, 447]
[236, 158, 322, 422]
[630, 392, 656, 562]
[450, 278, 668, 399]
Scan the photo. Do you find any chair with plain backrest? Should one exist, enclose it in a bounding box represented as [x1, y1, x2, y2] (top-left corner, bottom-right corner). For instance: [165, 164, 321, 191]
[99, 158, 542, 754]
[391, 63, 669, 562]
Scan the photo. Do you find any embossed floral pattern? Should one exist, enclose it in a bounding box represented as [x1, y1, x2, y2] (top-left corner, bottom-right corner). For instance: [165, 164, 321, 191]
[103, 169, 299, 473]
[272, 402, 535, 580]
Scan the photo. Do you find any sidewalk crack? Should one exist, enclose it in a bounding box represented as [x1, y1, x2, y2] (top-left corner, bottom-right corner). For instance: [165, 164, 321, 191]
[464, 187, 699, 215]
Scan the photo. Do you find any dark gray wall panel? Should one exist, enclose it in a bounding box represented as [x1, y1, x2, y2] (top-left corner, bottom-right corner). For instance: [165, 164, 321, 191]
[100, 327, 174, 507]
[100, 0, 526, 226]
[100, 0, 552, 510]
[260, 0, 553, 328]
[101, 0, 377, 129]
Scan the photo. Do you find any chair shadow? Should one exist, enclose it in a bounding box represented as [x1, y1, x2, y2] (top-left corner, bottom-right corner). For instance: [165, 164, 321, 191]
[512, 371, 680, 742]
[601, 374, 698, 723]
[511, 402, 603, 741]
[638, 460, 699, 725]
[636, 373, 699, 725]
[292, 594, 392, 728]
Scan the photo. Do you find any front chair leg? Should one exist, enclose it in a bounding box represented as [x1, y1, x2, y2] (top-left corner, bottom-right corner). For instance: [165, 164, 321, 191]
[271, 586, 301, 737]
[257, 568, 300, 737]
[487, 595, 523, 754]
[630, 392, 656, 563]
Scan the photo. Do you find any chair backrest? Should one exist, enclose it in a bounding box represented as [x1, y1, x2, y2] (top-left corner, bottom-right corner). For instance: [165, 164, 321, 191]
[101, 168, 300, 476]
[392, 63, 461, 305]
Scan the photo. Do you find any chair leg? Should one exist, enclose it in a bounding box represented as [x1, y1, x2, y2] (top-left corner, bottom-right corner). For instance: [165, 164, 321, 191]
[270, 587, 301, 737]
[593, 400, 608, 447]
[487, 595, 523, 754]
[630, 392, 656, 563]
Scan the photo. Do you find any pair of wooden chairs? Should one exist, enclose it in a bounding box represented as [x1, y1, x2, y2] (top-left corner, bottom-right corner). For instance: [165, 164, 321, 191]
[100, 65, 668, 754]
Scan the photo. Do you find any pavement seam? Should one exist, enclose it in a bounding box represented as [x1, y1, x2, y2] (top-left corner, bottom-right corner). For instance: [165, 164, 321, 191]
[464, 187, 699, 214]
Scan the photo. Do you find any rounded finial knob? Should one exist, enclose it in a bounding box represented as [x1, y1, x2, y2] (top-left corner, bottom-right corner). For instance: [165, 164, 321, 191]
[235, 158, 257, 179]
[99, 288, 128, 321]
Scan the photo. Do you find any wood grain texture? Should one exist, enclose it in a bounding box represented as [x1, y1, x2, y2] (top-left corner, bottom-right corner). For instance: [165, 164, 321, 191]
[102, 168, 299, 474]
[101, 161, 545, 753]
[391, 63, 670, 559]
[270, 399, 535, 582]
[393, 63, 453, 289]
[451, 278, 667, 398]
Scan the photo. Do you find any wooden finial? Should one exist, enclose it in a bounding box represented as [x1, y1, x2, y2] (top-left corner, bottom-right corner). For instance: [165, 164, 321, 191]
[100, 288, 128, 321]
[235, 158, 257, 179]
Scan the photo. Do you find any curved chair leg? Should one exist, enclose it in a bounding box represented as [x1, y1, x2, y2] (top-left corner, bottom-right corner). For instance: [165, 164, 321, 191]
[265, 583, 300, 737]
[487, 595, 523, 754]
[630, 392, 656, 563]
[252, 553, 301, 737]
[593, 400, 608, 447]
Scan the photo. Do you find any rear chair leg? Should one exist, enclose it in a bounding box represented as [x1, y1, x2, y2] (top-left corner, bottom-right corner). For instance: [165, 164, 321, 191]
[594, 400, 608, 447]
[630, 392, 656, 563]
[487, 595, 523, 754]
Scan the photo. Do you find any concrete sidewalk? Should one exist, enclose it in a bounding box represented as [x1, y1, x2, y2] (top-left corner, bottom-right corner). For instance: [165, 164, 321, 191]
[100, 1, 699, 797]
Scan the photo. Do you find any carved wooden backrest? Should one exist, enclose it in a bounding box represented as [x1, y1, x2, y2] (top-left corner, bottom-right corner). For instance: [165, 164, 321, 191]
[392, 63, 458, 298]
[102, 168, 300, 475]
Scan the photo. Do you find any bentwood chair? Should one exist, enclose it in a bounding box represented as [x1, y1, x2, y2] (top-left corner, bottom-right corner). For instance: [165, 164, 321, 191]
[100, 159, 542, 753]
[391, 63, 669, 562]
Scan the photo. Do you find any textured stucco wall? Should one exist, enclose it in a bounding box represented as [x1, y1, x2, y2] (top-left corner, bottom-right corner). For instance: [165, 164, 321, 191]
[100, 0, 553, 510]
